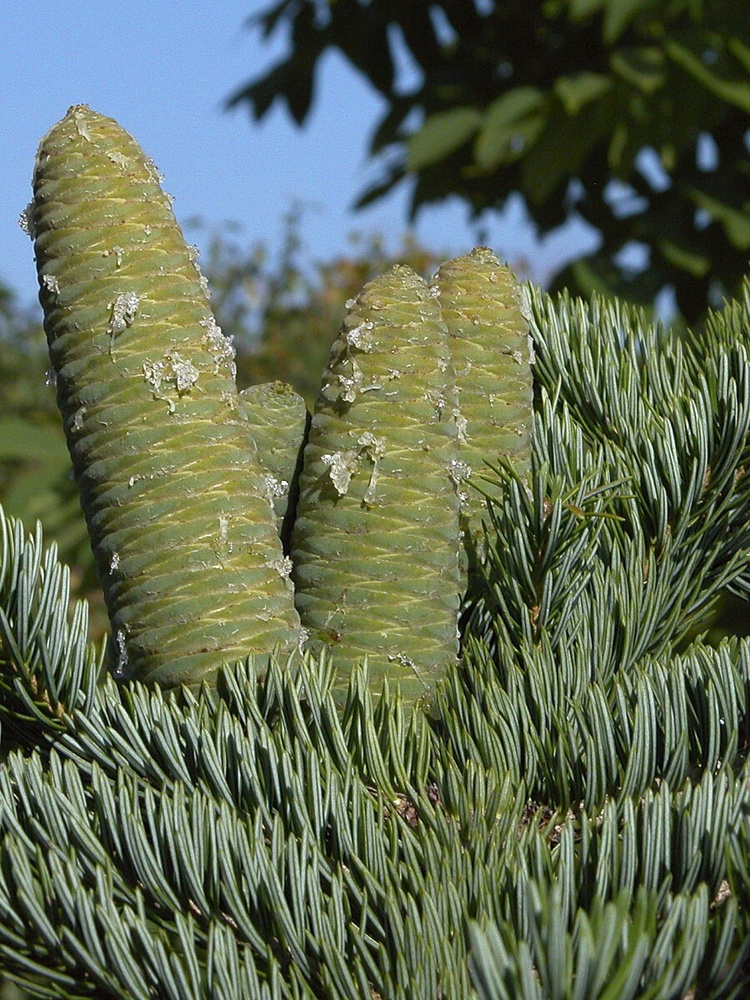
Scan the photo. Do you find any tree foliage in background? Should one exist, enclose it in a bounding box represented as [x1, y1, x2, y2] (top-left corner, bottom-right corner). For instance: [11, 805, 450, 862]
[229, 0, 750, 325]
[0, 284, 93, 602]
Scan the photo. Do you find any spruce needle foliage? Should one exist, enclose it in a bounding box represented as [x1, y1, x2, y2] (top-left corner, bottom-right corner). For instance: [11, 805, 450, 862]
[4, 112, 750, 1000]
[0, 513, 103, 747]
[0, 529, 748, 996]
[1, 288, 750, 997]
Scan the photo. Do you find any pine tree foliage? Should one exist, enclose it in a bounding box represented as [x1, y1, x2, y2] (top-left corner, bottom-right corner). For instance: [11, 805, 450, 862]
[0, 514, 103, 745]
[1, 280, 750, 996]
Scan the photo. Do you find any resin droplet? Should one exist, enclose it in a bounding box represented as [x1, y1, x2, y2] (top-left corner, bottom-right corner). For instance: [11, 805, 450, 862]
[107, 291, 140, 336]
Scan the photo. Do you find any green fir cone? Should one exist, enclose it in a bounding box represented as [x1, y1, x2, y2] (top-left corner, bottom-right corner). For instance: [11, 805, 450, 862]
[29, 105, 301, 687]
[238, 382, 309, 548]
[291, 266, 462, 704]
[432, 248, 534, 570]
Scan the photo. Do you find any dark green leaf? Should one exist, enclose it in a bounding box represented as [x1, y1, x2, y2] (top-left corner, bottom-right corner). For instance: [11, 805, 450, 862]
[568, 0, 608, 19]
[609, 47, 666, 94]
[658, 240, 711, 277]
[328, 1, 394, 96]
[665, 39, 750, 113]
[474, 88, 546, 170]
[249, 0, 295, 39]
[687, 187, 750, 250]
[603, 0, 649, 44]
[225, 60, 295, 119]
[406, 108, 482, 171]
[554, 72, 612, 114]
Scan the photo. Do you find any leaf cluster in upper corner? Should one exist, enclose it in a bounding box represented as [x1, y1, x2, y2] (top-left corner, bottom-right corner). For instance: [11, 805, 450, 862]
[231, 0, 750, 325]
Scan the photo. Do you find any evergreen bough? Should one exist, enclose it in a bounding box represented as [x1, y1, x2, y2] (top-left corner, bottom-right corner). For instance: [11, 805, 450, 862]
[0, 106, 748, 997]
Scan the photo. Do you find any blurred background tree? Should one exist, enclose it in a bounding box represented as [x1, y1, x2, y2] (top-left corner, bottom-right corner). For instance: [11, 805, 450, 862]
[0, 282, 106, 635]
[228, 0, 750, 326]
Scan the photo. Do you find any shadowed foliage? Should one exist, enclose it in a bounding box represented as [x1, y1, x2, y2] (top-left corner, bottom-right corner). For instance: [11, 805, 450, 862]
[230, 0, 750, 324]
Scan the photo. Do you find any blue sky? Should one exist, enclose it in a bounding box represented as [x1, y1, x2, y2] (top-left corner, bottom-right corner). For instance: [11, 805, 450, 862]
[2, 1, 595, 312]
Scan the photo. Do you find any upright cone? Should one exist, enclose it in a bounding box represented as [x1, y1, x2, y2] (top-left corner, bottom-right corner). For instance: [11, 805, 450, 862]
[433, 248, 534, 572]
[31, 106, 301, 686]
[238, 381, 309, 548]
[291, 266, 462, 704]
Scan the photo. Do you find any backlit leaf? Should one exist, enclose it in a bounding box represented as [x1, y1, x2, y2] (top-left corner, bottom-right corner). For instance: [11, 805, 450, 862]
[474, 88, 547, 170]
[406, 108, 482, 171]
[554, 72, 612, 114]
[665, 40, 750, 113]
